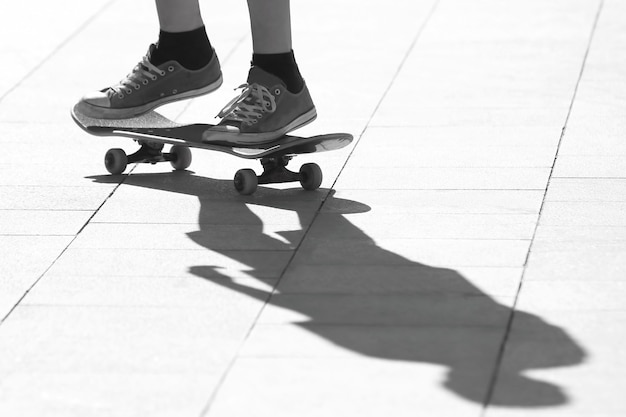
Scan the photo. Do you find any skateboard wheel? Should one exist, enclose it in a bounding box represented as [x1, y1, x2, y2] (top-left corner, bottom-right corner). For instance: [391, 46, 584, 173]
[170, 145, 192, 170]
[234, 169, 258, 195]
[104, 148, 127, 175]
[299, 163, 323, 191]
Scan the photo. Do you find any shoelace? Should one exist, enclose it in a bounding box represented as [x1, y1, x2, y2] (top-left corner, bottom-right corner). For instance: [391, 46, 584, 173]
[109, 56, 166, 98]
[218, 83, 277, 125]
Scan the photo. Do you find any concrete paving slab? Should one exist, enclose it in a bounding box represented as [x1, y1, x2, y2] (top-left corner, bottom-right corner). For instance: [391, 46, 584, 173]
[349, 128, 557, 168]
[0, 165, 104, 187]
[545, 178, 626, 201]
[45, 248, 291, 280]
[0, 210, 92, 235]
[524, 247, 626, 282]
[539, 202, 626, 226]
[553, 155, 626, 178]
[276, 265, 523, 297]
[517, 281, 626, 311]
[534, 226, 626, 242]
[22, 274, 276, 308]
[0, 305, 262, 374]
[257, 293, 514, 326]
[371, 106, 569, 129]
[553, 0, 626, 163]
[71, 222, 302, 251]
[0, 235, 73, 260]
[486, 311, 625, 416]
[417, 0, 599, 42]
[0, 236, 73, 318]
[558, 125, 626, 156]
[90, 187, 323, 226]
[0, 186, 115, 210]
[204, 357, 487, 417]
[381, 64, 578, 112]
[0, 372, 217, 417]
[0, 276, 45, 322]
[0, 122, 104, 150]
[239, 324, 505, 361]
[217, 311, 585, 416]
[503, 310, 626, 374]
[366, 126, 563, 147]
[0, 1, 110, 99]
[309, 212, 537, 240]
[0, 124, 111, 186]
[335, 166, 551, 190]
[293, 237, 530, 267]
[323, 189, 544, 215]
[292, 0, 438, 124]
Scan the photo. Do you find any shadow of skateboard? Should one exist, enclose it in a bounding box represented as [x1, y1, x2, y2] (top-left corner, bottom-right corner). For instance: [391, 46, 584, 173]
[71, 105, 353, 195]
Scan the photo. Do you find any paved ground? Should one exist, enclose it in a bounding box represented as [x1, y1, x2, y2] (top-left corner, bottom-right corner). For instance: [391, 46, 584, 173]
[1, 0, 625, 415]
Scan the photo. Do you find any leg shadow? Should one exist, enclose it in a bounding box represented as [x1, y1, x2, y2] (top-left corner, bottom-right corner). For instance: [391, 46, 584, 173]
[89, 171, 585, 408]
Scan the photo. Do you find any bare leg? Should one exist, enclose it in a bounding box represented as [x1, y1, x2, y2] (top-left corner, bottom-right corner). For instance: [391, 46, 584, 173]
[202, 0, 315, 144]
[156, 0, 204, 32]
[151, 0, 215, 70]
[247, 0, 293, 54]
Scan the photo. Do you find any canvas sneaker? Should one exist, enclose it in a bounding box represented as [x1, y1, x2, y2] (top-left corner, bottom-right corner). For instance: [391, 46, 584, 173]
[75, 44, 223, 119]
[202, 66, 316, 145]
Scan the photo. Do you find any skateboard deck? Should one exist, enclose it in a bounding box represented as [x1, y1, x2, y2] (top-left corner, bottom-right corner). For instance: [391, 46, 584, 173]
[71, 105, 353, 194]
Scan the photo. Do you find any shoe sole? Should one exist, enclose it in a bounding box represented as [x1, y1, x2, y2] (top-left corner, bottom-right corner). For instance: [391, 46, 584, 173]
[203, 108, 318, 145]
[76, 75, 223, 119]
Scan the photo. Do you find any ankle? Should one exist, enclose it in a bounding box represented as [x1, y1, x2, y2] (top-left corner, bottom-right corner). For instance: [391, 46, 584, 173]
[151, 26, 214, 70]
[252, 50, 304, 93]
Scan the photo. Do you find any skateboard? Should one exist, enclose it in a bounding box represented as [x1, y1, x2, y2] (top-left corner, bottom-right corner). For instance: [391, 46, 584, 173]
[71, 105, 353, 195]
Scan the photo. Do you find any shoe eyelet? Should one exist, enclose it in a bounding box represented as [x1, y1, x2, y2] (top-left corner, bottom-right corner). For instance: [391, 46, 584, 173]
[256, 114, 262, 118]
[150, 75, 158, 81]
[160, 70, 166, 76]
[142, 80, 149, 85]
[274, 88, 281, 95]
[118, 94, 124, 99]
[134, 85, 141, 90]
[125, 88, 132, 94]
[168, 66, 175, 72]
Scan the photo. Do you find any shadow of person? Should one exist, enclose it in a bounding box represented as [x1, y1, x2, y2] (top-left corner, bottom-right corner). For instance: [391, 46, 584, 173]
[88, 171, 585, 408]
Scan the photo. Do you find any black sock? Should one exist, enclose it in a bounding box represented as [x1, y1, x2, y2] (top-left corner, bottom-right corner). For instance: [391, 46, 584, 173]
[151, 26, 214, 70]
[252, 50, 304, 93]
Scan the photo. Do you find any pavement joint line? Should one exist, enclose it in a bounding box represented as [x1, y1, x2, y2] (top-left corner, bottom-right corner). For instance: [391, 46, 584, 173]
[195, 191, 328, 417]
[0, 169, 130, 325]
[479, 0, 607, 413]
[197, 3, 443, 415]
[0, 0, 118, 106]
[329, 0, 442, 196]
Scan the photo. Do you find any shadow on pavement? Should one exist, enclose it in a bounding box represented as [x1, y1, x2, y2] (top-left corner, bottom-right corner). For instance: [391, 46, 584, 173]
[89, 171, 585, 408]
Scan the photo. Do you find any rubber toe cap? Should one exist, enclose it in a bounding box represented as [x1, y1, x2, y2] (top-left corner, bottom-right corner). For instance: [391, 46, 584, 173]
[81, 90, 111, 108]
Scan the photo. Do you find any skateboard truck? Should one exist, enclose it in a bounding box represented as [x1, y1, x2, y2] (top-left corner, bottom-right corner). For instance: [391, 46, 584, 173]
[127, 141, 165, 164]
[105, 142, 322, 196]
[234, 155, 323, 195]
[104, 141, 192, 175]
